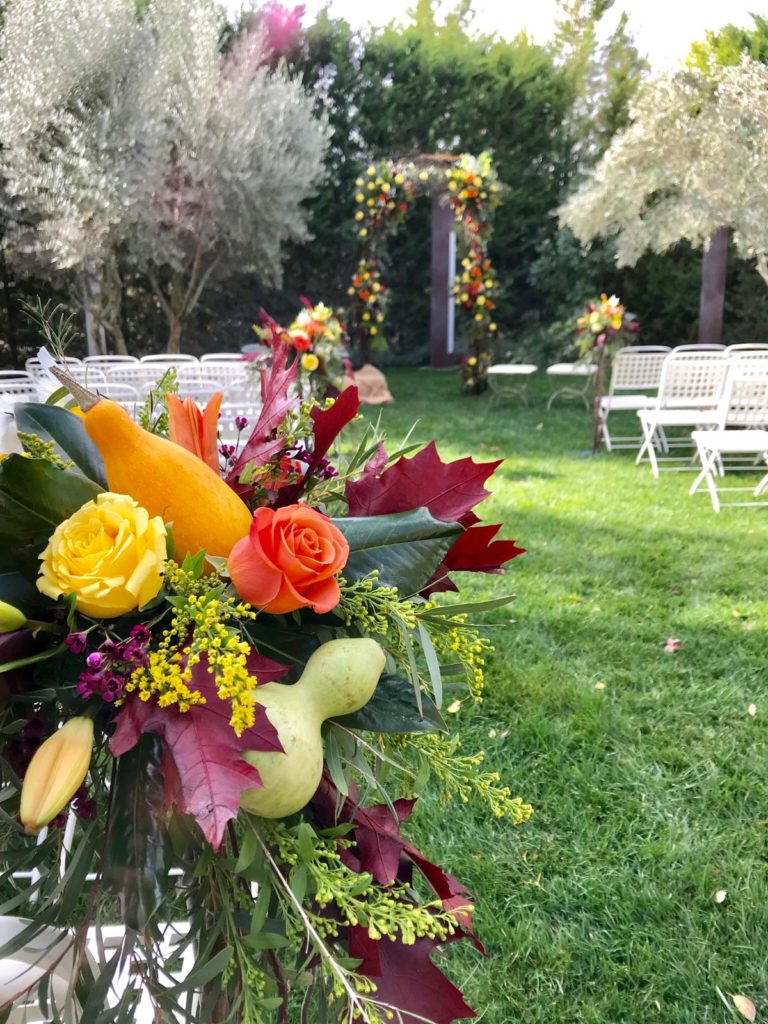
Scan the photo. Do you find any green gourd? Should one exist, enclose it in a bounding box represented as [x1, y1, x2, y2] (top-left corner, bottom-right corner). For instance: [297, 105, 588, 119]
[240, 637, 385, 818]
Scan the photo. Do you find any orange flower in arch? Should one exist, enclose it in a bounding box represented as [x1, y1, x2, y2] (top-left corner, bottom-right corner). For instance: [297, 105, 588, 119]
[167, 392, 222, 473]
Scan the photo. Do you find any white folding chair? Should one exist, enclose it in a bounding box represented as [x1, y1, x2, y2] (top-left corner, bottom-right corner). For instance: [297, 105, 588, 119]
[0, 380, 40, 404]
[25, 356, 83, 379]
[195, 362, 251, 397]
[83, 355, 140, 366]
[200, 352, 246, 363]
[67, 366, 107, 387]
[724, 343, 768, 354]
[674, 343, 727, 352]
[728, 351, 768, 377]
[636, 351, 730, 476]
[598, 346, 671, 451]
[218, 399, 264, 442]
[94, 382, 141, 418]
[689, 374, 768, 509]
[140, 354, 198, 366]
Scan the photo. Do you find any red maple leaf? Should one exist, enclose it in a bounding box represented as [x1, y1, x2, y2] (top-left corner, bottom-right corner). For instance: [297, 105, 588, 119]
[227, 339, 299, 490]
[345, 441, 501, 521]
[348, 926, 476, 1024]
[345, 441, 523, 591]
[109, 656, 286, 850]
[423, 523, 526, 596]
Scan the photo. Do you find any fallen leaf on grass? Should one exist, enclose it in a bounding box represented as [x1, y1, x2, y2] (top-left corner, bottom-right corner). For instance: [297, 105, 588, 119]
[594, 682, 606, 690]
[664, 638, 683, 652]
[714, 889, 727, 904]
[731, 995, 757, 1022]
[748, 704, 757, 717]
[447, 700, 462, 714]
[488, 728, 497, 739]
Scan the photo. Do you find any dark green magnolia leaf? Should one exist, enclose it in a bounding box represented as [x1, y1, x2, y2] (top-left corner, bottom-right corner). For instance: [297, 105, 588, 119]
[14, 403, 107, 487]
[0, 457, 100, 575]
[102, 734, 171, 931]
[333, 673, 446, 733]
[333, 509, 461, 596]
[0, 571, 49, 614]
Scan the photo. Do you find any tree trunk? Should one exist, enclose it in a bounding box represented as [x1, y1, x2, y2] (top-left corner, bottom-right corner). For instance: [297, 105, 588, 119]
[430, 197, 456, 368]
[167, 273, 186, 353]
[698, 227, 729, 344]
[0, 243, 19, 367]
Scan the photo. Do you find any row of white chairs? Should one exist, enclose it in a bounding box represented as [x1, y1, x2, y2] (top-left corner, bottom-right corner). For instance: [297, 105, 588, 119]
[599, 345, 768, 510]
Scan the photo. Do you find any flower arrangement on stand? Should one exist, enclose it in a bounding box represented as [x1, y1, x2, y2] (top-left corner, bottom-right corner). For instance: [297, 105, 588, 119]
[346, 258, 388, 358]
[573, 292, 641, 451]
[0, 340, 529, 1023]
[252, 299, 351, 397]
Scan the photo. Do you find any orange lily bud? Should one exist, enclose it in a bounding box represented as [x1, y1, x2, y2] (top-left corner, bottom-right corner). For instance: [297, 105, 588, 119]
[20, 717, 94, 833]
[0, 600, 27, 633]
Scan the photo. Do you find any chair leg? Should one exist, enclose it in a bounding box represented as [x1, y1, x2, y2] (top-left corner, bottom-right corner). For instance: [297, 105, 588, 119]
[601, 411, 613, 452]
[690, 441, 713, 495]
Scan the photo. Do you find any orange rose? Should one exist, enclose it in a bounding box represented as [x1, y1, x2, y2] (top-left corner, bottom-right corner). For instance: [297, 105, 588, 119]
[228, 505, 348, 615]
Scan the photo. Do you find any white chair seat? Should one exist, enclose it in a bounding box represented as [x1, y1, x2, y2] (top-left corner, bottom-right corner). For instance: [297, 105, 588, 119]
[690, 429, 768, 510]
[546, 363, 596, 376]
[692, 428, 768, 454]
[488, 363, 537, 376]
[638, 408, 720, 428]
[599, 394, 657, 412]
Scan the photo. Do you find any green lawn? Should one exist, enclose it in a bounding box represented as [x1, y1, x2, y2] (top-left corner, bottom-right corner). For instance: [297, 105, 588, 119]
[367, 368, 768, 1024]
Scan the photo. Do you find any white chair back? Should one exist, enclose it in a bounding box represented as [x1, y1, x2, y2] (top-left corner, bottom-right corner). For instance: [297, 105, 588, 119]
[140, 354, 198, 366]
[67, 366, 107, 386]
[201, 352, 246, 363]
[674, 343, 727, 352]
[0, 371, 34, 383]
[0, 380, 39, 403]
[24, 356, 83, 379]
[719, 374, 768, 428]
[729, 351, 768, 377]
[656, 352, 730, 410]
[608, 346, 671, 394]
[83, 354, 140, 365]
[724, 343, 768, 353]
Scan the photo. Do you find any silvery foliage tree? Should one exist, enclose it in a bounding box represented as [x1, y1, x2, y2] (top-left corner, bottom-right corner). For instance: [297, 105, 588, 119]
[559, 59, 768, 285]
[0, 0, 329, 353]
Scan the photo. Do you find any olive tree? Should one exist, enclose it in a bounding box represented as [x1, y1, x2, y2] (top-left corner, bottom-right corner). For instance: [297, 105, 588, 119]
[0, 0, 328, 353]
[559, 60, 768, 341]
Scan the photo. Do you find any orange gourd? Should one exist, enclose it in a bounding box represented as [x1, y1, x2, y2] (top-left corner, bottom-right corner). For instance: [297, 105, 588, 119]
[83, 399, 252, 562]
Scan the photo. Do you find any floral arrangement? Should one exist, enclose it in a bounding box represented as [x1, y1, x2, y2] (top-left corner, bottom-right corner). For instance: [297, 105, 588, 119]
[252, 299, 351, 395]
[346, 258, 388, 355]
[459, 352, 492, 396]
[0, 342, 528, 1023]
[353, 162, 413, 242]
[445, 152, 501, 234]
[574, 292, 640, 361]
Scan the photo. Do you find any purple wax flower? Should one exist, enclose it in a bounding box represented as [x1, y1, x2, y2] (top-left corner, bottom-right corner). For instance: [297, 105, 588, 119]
[235, 416, 249, 431]
[86, 652, 103, 670]
[65, 632, 88, 654]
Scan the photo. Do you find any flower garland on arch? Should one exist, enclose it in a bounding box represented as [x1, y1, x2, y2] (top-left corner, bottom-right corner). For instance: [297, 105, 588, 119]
[345, 152, 503, 392]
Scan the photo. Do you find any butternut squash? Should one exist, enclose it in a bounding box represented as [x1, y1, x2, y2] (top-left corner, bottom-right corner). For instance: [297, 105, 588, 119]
[240, 637, 386, 818]
[82, 398, 252, 562]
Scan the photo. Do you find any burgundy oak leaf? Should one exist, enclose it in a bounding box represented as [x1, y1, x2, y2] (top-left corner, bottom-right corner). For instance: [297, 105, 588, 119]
[227, 339, 299, 489]
[276, 386, 361, 505]
[348, 926, 476, 1024]
[110, 660, 283, 850]
[345, 441, 501, 522]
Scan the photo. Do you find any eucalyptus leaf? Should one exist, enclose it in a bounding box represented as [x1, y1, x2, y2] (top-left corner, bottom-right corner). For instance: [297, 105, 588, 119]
[332, 673, 445, 733]
[332, 509, 461, 595]
[14, 403, 107, 487]
[103, 735, 171, 930]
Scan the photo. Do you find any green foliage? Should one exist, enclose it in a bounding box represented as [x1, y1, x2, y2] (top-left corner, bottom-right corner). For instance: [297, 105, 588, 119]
[688, 14, 768, 70]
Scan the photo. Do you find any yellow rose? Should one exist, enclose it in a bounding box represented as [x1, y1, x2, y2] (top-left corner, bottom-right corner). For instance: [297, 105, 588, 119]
[37, 492, 167, 618]
[355, 211, 364, 221]
[394, 173, 405, 185]
[370, 326, 378, 336]
[362, 312, 371, 321]
[355, 177, 364, 187]
[418, 170, 429, 182]
[301, 353, 320, 372]
[355, 192, 364, 203]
